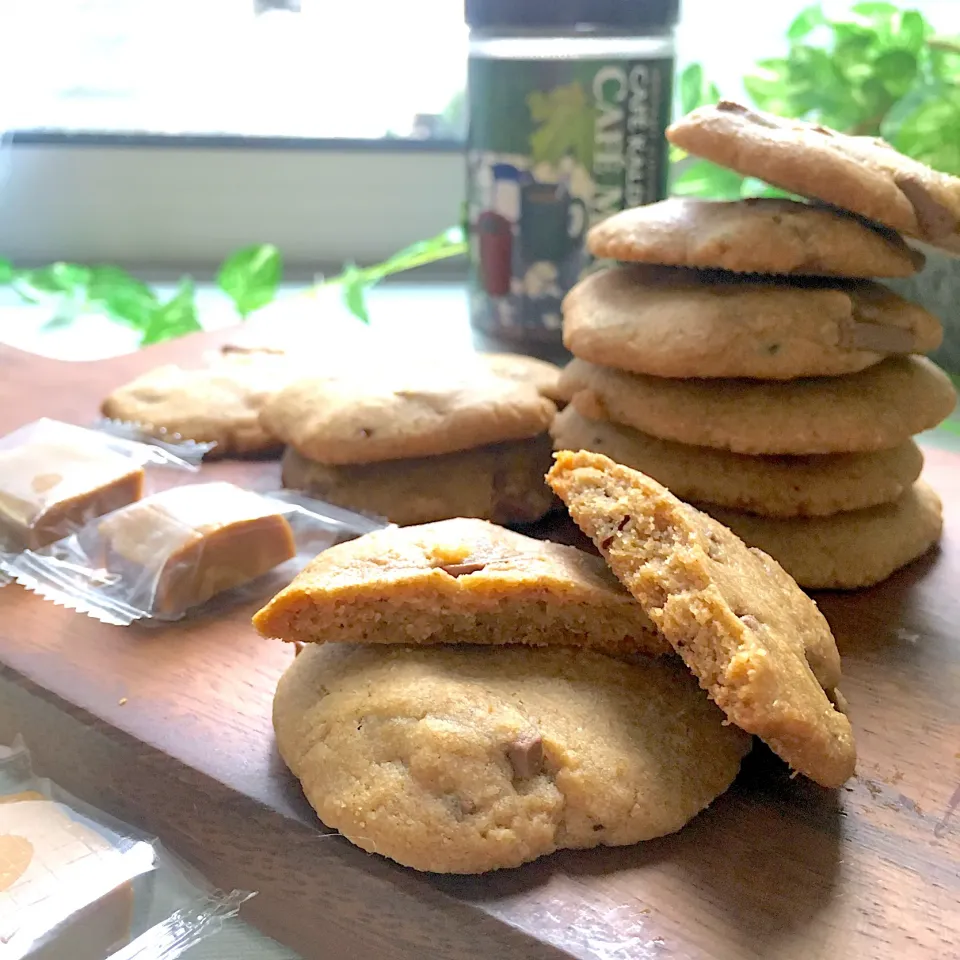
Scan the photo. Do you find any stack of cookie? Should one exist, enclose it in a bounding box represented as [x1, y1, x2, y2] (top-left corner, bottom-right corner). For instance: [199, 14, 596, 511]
[255, 454, 855, 874]
[259, 360, 562, 526]
[554, 102, 959, 590]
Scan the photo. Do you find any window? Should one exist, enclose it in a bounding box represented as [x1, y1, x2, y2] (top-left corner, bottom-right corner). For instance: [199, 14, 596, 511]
[0, 0, 468, 268]
[3, 1, 960, 269]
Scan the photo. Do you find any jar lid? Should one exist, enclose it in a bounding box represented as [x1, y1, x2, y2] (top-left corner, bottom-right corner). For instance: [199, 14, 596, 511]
[465, 0, 680, 30]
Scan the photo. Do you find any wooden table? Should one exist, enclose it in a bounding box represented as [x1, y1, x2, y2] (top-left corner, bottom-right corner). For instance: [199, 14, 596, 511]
[0, 334, 958, 960]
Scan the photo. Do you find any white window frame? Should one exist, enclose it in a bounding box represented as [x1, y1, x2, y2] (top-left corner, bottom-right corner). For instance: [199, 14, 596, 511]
[0, 136, 466, 270]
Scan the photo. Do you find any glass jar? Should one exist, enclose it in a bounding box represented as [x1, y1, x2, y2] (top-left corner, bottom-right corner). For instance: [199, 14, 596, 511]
[465, 0, 680, 358]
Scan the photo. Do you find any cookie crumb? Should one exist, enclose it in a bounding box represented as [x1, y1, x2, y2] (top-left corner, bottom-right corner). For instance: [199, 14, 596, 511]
[118, 697, 128, 706]
[506, 733, 544, 779]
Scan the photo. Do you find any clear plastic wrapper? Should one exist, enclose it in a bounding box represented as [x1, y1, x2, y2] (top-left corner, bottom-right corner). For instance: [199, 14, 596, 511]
[0, 736, 253, 960]
[0, 419, 208, 567]
[5, 482, 387, 625]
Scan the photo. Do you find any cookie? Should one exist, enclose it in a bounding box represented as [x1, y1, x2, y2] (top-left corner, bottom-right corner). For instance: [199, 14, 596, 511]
[272, 642, 751, 873]
[561, 356, 957, 455]
[702, 481, 942, 590]
[667, 101, 960, 247]
[101, 355, 294, 457]
[479, 353, 565, 403]
[563, 265, 942, 380]
[551, 406, 924, 518]
[254, 517, 668, 656]
[280, 434, 557, 527]
[261, 372, 556, 465]
[587, 197, 925, 278]
[546, 451, 856, 788]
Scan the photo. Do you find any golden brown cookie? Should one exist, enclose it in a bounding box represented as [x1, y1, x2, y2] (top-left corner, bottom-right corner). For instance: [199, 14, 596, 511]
[702, 481, 943, 590]
[261, 372, 556, 465]
[272, 642, 751, 873]
[280, 435, 557, 527]
[253, 516, 668, 655]
[587, 197, 924, 277]
[547, 450, 856, 788]
[563, 265, 941, 380]
[101, 355, 294, 457]
[551, 406, 924, 518]
[667, 101, 960, 247]
[561, 356, 957, 455]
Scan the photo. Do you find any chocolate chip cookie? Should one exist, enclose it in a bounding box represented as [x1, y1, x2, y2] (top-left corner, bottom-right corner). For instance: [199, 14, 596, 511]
[551, 406, 924, 517]
[254, 516, 668, 656]
[281, 436, 557, 527]
[588, 197, 924, 277]
[667, 101, 960, 248]
[261, 372, 556, 465]
[272, 642, 751, 873]
[561, 356, 957, 455]
[563, 265, 941, 380]
[702, 481, 943, 590]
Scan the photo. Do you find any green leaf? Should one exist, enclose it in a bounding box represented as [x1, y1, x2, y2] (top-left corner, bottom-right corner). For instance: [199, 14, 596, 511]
[670, 159, 746, 200]
[339, 264, 371, 324]
[0, 257, 13, 284]
[739, 178, 796, 199]
[139, 277, 202, 346]
[14, 262, 91, 303]
[217, 243, 283, 318]
[87, 266, 158, 331]
[895, 10, 928, 53]
[871, 49, 919, 99]
[787, 5, 825, 41]
[679, 63, 704, 115]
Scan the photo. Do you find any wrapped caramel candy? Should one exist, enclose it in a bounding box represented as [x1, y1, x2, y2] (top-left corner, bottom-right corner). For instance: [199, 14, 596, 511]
[5, 482, 385, 623]
[0, 418, 206, 560]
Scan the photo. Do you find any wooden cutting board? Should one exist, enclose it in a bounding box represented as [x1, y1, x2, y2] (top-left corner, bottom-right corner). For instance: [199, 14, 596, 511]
[0, 334, 958, 960]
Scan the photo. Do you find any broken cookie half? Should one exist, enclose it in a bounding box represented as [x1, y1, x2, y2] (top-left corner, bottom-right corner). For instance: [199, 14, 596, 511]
[546, 450, 856, 789]
[253, 517, 668, 657]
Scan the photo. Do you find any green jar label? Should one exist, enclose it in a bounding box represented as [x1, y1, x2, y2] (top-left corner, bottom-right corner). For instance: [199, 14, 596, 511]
[467, 54, 673, 341]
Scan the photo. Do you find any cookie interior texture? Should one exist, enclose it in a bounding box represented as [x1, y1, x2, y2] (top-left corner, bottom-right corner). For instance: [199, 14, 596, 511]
[560, 356, 958, 455]
[702, 481, 943, 590]
[562, 264, 942, 380]
[547, 450, 856, 789]
[586, 196, 925, 278]
[280, 435, 558, 527]
[550, 406, 925, 518]
[272, 642, 752, 873]
[254, 517, 668, 656]
[667, 101, 960, 246]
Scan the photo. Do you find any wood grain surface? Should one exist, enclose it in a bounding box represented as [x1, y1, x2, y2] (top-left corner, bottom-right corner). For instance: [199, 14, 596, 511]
[0, 334, 958, 960]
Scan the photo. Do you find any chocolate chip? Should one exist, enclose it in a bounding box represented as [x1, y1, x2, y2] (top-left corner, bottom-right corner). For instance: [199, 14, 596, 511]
[811, 124, 836, 137]
[592, 824, 604, 832]
[600, 535, 615, 552]
[617, 515, 632, 532]
[506, 733, 544, 779]
[894, 173, 957, 241]
[847, 322, 917, 354]
[439, 561, 487, 578]
[359, 427, 374, 438]
[765, 343, 781, 356]
[739, 614, 762, 632]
